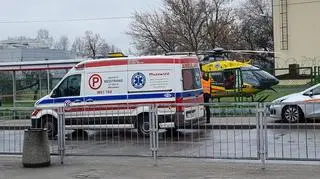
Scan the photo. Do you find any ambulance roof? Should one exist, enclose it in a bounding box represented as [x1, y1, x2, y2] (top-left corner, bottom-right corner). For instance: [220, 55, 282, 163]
[75, 55, 199, 69]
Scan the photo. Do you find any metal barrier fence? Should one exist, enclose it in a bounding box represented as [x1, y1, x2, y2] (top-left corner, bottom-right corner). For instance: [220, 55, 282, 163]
[266, 102, 320, 161]
[0, 107, 59, 155]
[1, 102, 320, 165]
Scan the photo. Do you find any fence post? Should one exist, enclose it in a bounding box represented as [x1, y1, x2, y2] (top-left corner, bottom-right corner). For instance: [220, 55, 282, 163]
[256, 103, 261, 160]
[311, 67, 315, 85]
[149, 104, 159, 166]
[57, 107, 65, 164]
[258, 103, 267, 169]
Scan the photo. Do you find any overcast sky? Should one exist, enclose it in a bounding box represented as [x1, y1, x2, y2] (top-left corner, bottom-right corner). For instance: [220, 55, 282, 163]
[0, 0, 162, 53]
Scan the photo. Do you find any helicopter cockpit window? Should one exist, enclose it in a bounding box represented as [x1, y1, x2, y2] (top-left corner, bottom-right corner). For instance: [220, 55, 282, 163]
[241, 67, 260, 87]
[241, 66, 277, 86]
[253, 68, 276, 80]
[242, 70, 260, 87]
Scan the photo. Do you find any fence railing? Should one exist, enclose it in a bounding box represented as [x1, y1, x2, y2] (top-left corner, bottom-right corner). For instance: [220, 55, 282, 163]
[1, 102, 320, 166]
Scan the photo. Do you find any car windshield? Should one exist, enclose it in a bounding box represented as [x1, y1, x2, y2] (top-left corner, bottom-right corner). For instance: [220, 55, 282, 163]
[302, 84, 320, 94]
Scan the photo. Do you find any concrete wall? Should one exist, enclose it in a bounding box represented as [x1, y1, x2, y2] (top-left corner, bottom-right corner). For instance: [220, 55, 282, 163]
[273, 0, 320, 68]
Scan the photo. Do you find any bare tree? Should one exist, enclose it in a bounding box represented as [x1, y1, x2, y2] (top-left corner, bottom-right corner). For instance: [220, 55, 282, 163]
[99, 43, 121, 56]
[127, 0, 235, 54]
[84, 31, 105, 58]
[164, 0, 209, 51]
[236, 0, 273, 51]
[71, 37, 85, 57]
[71, 31, 119, 58]
[128, 11, 179, 54]
[204, 0, 237, 49]
[54, 36, 70, 51]
[36, 29, 54, 48]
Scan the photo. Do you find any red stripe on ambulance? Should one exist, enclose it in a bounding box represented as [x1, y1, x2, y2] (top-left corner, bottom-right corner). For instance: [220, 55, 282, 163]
[80, 57, 198, 68]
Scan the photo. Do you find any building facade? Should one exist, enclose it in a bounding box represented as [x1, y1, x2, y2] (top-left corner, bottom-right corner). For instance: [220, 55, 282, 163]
[0, 48, 75, 62]
[273, 0, 320, 68]
[0, 39, 76, 62]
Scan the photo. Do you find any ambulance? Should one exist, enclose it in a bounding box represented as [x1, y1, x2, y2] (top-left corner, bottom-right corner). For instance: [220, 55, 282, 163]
[31, 55, 205, 136]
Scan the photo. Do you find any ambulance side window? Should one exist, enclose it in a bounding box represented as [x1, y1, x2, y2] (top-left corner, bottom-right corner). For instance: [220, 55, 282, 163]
[182, 68, 202, 90]
[52, 74, 81, 98]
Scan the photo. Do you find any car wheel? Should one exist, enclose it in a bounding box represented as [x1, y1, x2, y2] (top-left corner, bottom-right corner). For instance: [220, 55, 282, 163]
[41, 116, 57, 138]
[137, 115, 151, 136]
[282, 105, 304, 123]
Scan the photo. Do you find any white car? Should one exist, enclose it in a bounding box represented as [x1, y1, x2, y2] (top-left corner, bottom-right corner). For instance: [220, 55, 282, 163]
[269, 83, 320, 123]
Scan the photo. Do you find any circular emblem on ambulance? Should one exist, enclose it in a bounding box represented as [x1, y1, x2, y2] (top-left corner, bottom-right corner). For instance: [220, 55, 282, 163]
[64, 100, 72, 111]
[131, 72, 146, 89]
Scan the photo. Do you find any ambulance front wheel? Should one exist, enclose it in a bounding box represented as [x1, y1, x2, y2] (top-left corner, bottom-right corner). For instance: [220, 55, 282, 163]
[41, 116, 57, 138]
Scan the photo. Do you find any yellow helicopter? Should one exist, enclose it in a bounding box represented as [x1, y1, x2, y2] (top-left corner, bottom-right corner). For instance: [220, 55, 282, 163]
[166, 48, 279, 102]
[198, 48, 279, 102]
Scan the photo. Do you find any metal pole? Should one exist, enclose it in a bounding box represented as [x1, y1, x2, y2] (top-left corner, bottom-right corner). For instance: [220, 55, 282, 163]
[256, 103, 260, 160]
[58, 107, 65, 164]
[155, 105, 159, 164]
[47, 69, 50, 94]
[39, 71, 42, 97]
[12, 71, 16, 107]
[263, 103, 268, 165]
[259, 103, 266, 169]
[149, 104, 158, 166]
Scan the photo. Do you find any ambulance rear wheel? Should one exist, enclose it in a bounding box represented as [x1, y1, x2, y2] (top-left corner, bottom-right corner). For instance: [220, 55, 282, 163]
[41, 116, 57, 138]
[137, 115, 151, 136]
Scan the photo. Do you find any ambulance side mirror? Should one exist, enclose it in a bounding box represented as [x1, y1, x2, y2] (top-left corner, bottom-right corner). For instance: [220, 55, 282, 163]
[51, 89, 58, 98]
[51, 90, 56, 98]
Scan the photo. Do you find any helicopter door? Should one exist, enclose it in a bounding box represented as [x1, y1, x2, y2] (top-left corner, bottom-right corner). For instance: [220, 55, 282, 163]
[223, 69, 242, 90]
[210, 72, 224, 87]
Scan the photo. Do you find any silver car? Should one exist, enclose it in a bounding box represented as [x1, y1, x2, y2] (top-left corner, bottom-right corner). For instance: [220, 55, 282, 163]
[269, 84, 320, 123]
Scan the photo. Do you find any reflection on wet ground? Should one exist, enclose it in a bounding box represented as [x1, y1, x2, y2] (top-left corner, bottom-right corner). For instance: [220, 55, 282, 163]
[1, 128, 320, 160]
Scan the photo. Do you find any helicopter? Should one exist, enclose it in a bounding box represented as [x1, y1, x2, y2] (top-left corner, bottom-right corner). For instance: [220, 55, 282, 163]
[166, 48, 280, 102]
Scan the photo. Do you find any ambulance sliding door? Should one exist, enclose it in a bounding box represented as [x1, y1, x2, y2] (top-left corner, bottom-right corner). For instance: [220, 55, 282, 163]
[84, 64, 128, 121]
[127, 62, 174, 107]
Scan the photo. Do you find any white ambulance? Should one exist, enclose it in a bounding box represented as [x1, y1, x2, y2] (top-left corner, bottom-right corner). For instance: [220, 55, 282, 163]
[31, 55, 205, 136]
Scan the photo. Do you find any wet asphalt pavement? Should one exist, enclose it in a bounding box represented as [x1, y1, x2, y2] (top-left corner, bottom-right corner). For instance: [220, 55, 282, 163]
[1, 127, 320, 160]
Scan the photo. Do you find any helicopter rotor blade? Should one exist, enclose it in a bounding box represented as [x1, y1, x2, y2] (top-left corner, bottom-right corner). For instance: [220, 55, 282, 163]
[259, 95, 270, 102]
[269, 87, 277, 92]
[226, 50, 278, 54]
[254, 95, 270, 102]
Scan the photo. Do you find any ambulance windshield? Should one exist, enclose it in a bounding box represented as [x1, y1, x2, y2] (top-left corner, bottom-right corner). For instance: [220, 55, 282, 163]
[182, 68, 202, 90]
